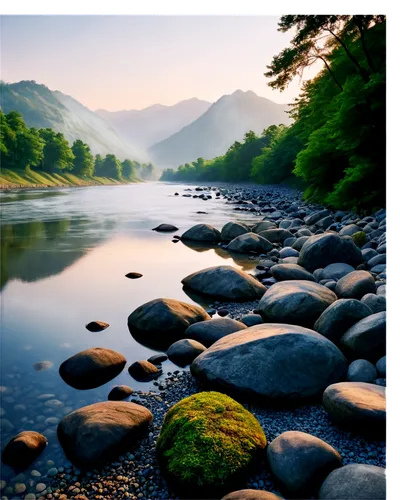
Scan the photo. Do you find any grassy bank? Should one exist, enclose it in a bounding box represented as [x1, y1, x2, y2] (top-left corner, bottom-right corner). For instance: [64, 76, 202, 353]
[0, 168, 139, 189]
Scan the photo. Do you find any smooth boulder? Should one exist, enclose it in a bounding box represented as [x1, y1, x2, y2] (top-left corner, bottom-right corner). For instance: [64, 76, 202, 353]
[271, 264, 316, 282]
[314, 299, 372, 344]
[127, 298, 210, 349]
[108, 385, 134, 401]
[2, 431, 48, 469]
[191, 324, 347, 402]
[57, 402, 153, 468]
[128, 360, 161, 381]
[361, 293, 386, 313]
[258, 228, 292, 244]
[267, 431, 341, 497]
[182, 266, 266, 301]
[259, 280, 337, 327]
[59, 348, 126, 390]
[167, 339, 206, 367]
[181, 224, 221, 243]
[240, 314, 264, 327]
[221, 222, 250, 241]
[227, 233, 273, 254]
[318, 464, 386, 500]
[336, 271, 376, 299]
[347, 360, 377, 383]
[321, 263, 355, 281]
[298, 233, 362, 272]
[340, 311, 386, 362]
[376, 356, 386, 377]
[185, 317, 247, 347]
[322, 382, 385, 437]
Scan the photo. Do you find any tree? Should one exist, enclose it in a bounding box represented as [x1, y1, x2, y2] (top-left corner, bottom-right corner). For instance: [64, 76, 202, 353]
[101, 154, 122, 179]
[72, 140, 94, 176]
[140, 163, 155, 180]
[93, 154, 103, 176]
[39, 128, 74, 172]
[121, 159, 140, 180]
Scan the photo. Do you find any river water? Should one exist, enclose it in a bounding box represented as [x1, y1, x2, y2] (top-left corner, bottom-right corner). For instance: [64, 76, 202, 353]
[0, 182, 259, 480]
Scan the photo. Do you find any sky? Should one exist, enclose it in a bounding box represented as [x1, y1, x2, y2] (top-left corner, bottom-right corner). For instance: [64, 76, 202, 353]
[0, 15, 322, 111]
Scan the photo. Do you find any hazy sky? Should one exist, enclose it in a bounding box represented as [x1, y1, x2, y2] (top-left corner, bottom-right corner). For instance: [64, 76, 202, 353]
[0, 15, 321, 111]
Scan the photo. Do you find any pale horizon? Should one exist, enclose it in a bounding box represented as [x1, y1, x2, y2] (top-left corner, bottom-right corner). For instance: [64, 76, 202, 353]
[0, 15, 322, 112]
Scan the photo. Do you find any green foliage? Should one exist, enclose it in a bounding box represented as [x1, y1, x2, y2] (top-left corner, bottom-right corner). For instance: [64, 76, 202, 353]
[39, 128, 74, 172]
[156, 391, 266, 493]
[121, 159, 140, 180]
[72, 139, 94, 176]
[101, 154, 122, 179]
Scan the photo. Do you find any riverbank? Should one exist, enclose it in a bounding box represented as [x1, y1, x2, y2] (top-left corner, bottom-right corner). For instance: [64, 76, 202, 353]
[0, 183, 386, 500]
[0, 168, 139, 189]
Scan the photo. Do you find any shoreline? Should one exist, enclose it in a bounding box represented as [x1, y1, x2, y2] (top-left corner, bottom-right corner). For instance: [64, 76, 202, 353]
[0, 183, 386, 500]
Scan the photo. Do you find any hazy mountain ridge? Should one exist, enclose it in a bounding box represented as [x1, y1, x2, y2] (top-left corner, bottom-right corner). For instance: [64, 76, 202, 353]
[148, 90, 291, 168]
[0, 81, 148, 162]
[96, 97, 211, 149]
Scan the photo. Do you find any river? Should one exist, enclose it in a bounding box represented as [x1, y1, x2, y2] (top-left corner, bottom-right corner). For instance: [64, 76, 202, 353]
[0, 182, 260, 480]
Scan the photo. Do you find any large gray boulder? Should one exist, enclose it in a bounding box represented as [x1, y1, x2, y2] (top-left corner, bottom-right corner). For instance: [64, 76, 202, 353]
[59, 348, 126, 390]
[185, 317, 247, 347]
[181, 224, 221, 243]
[314, 299, 372, 344]
[191, 324, 347, 402]
[322, 382, 385, 437]
[347, 359, 377, 383]
[258, 228, 293, 244]
[221, 222, 250, 241]
[304, 209, 330, 226]
[321, 263, 355, 281]
[2, 431, 48, 469]
[271, 263, 316, 282]
[298, 233, 362, 272]
[182, 266, 266, 301]
[127, 298, 210, 349]
[340, 311, 386, 362]
[318, 464, 386, 500]
[258, 280, 337, 327]
[227, 233, 273, 254]
[253, 221, 277, 233]
[267, 431, 342, 497]
[57, 402, 153, 468]
[361, 293, 386, 313]
[167, 339, 206, 367]
[336, 271, 376, 299]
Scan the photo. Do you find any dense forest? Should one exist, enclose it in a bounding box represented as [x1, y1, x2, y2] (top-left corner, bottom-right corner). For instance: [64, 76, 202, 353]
[0, 110, 155, 182]
[161, 15, 386, 210]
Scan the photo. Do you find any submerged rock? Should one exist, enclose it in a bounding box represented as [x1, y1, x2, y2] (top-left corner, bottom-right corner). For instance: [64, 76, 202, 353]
[125, 272, 143, 279]
[57, 401, 153, 468]
[181, 223, 221, 242]
[108, 385, 134, 401]
[152, 224, 179, 232]
[128, 360, 161, 381]
[59, 348, 126, 390]
[221, 222, 250, 241]
[2, 431, 48, 470]
[85, 321, 109, 332]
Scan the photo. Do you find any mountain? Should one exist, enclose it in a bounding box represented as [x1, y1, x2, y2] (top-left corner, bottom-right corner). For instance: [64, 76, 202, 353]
[97, 98, 211, 149]
[0, 81, 148, 162]
[148, 90, 291, 168]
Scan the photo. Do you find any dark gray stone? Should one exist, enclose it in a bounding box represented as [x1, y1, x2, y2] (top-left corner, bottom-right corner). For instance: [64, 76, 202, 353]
[108, 385, 134, 401]
[361, 248, 378, 261]
[361, 293, 386, 313]
[339, 224, 361, 236]
[367, 254, 386, 268]
[257, 228, 293, 244]
[314, 299, 372, 344]
[167, 339, 206, 367]
[321, 263, 355, 281]
[267, 431, 342, 497]
[271, 264, 316, 282]
[279, 247, 299, 259]
[240, 314, 264, 327]
[259, 280, 337, 327]
[2, 431, 48, 470]
[335, 271, 376, 299]
[191, 323, 347, 402]
[227, 233, 273, 254]
[152, 224, 178, 232]
[304, 209, 330, 226]
[318, 464, 386, 500]
[221, 222, 250, 241]
[347, 360, 377, 383]
[376, 356, 386, 377]
[185, 317, 247, 347]
[181, 224, 221, 242]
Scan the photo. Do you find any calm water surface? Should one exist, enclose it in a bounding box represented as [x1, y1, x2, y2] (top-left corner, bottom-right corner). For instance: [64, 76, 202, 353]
[0, 182, 259, 478]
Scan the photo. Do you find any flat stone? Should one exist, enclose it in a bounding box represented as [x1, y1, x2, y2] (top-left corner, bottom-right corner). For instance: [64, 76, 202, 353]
[271, 263, 316, 282]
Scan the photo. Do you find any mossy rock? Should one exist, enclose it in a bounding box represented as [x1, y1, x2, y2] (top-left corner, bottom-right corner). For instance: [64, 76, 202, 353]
[352, 231, 367, 248]
[156, 391, 267, 498]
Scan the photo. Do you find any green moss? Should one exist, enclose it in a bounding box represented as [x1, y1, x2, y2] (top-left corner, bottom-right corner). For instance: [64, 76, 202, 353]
[352, 231, 367, 247]
[156, 391, 267, 494]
